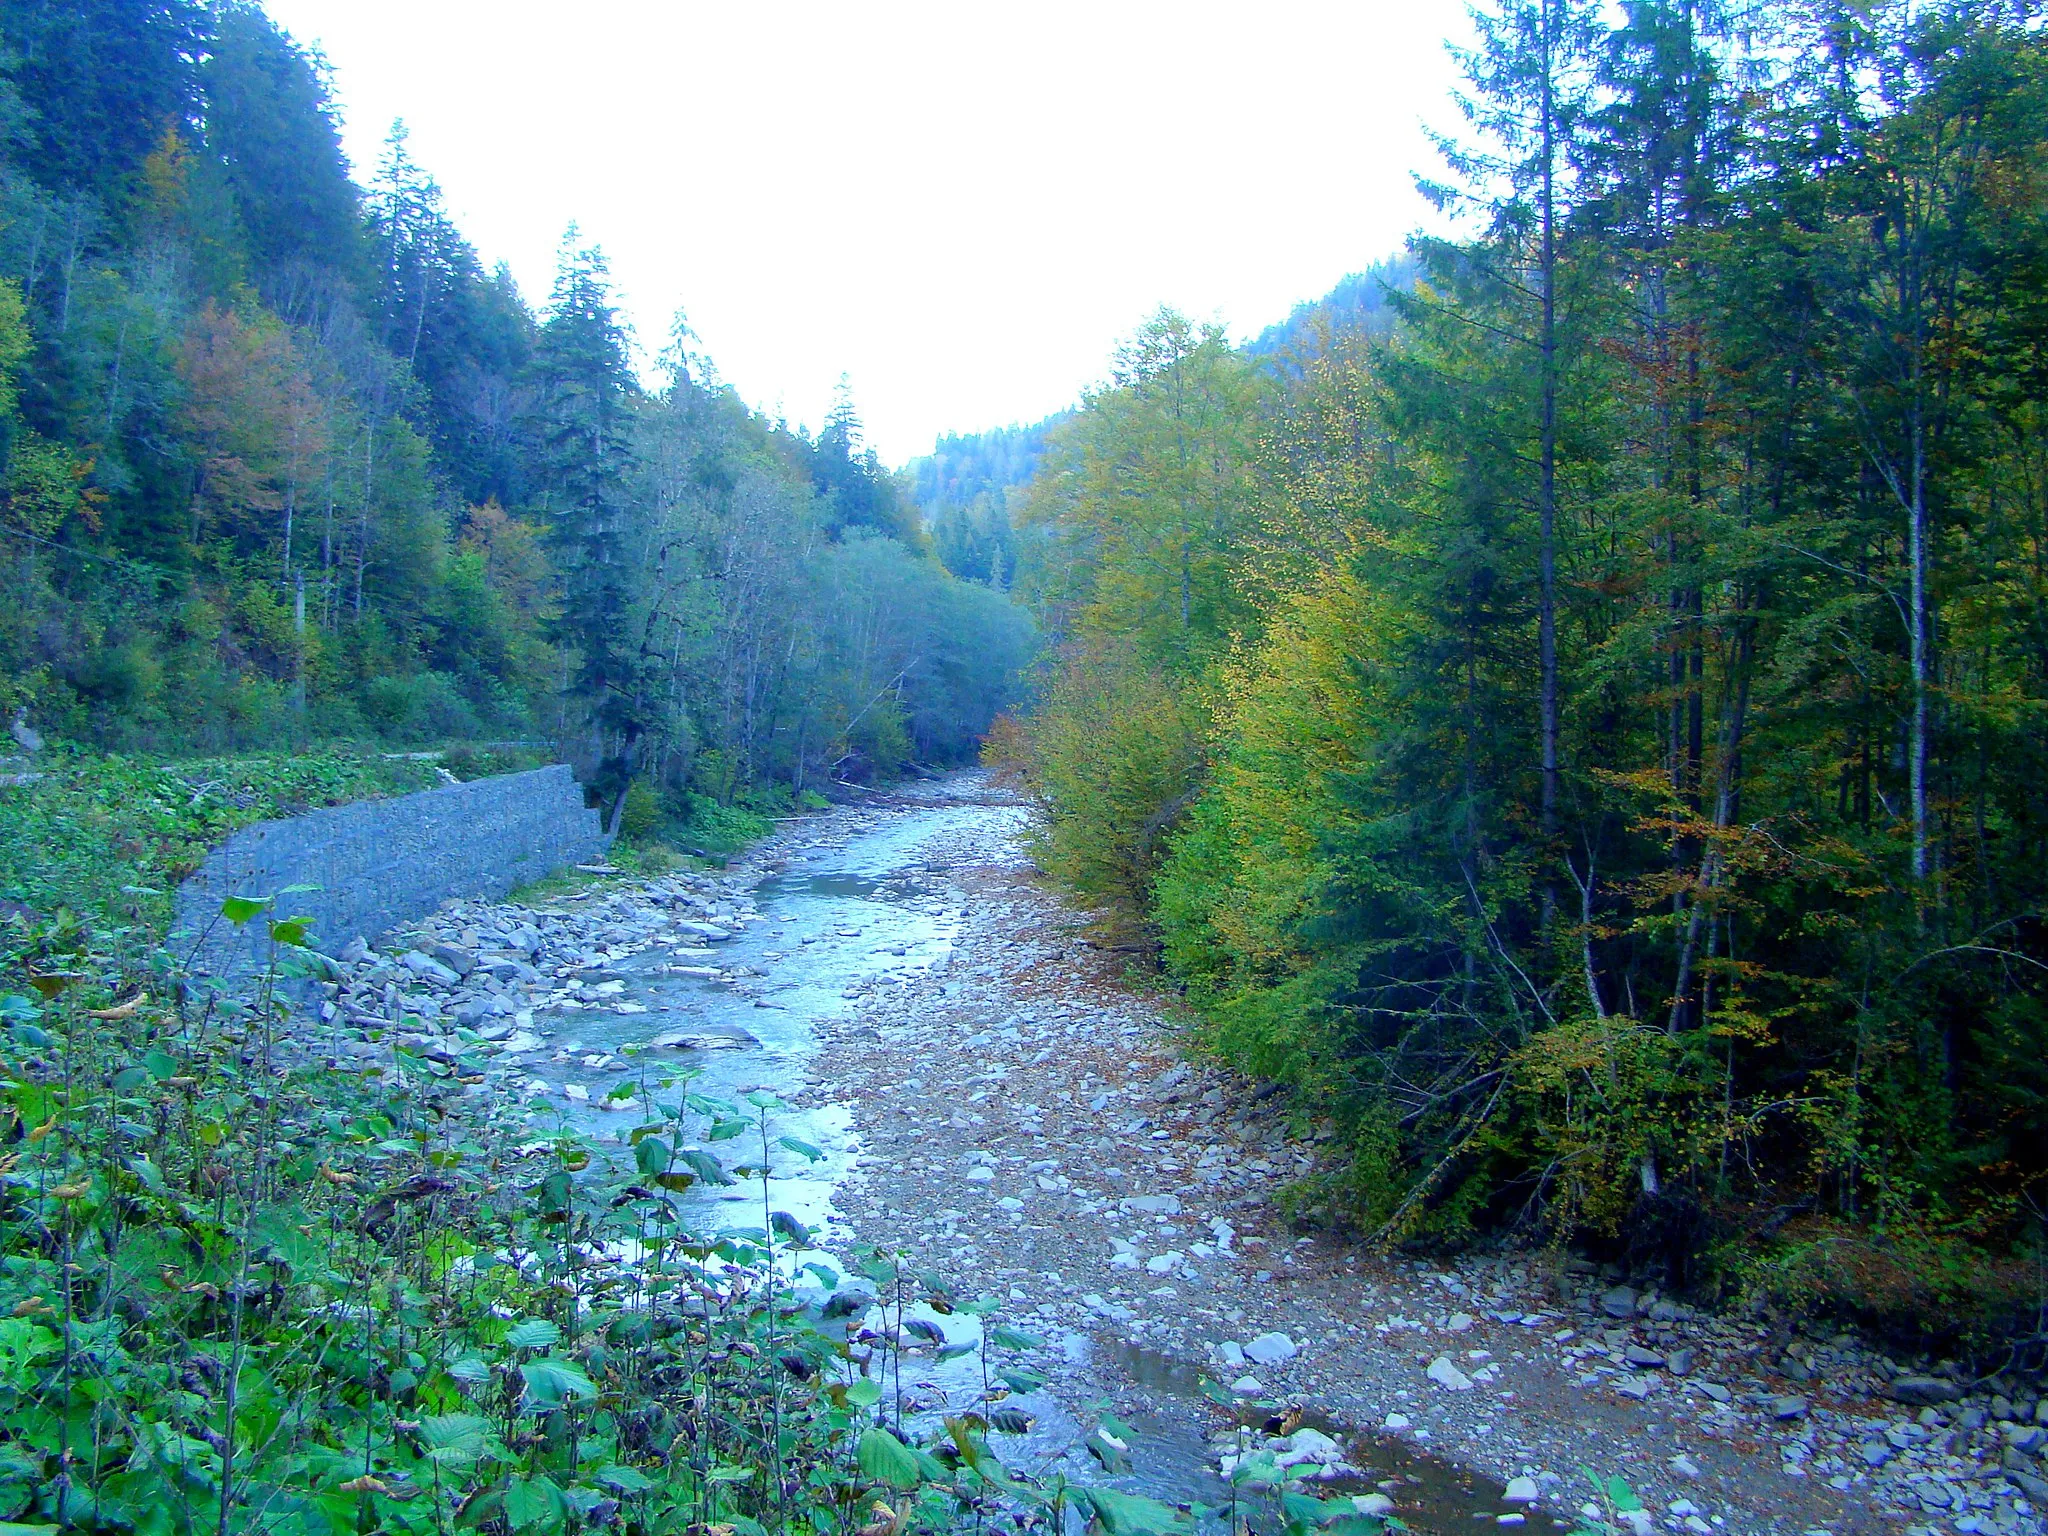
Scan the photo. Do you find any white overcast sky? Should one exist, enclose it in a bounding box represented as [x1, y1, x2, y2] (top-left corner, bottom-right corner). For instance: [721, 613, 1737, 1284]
[263, 0, 1470, 467]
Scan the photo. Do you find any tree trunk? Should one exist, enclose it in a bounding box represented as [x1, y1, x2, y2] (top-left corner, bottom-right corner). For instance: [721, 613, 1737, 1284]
[1907, 391, 1930, 895]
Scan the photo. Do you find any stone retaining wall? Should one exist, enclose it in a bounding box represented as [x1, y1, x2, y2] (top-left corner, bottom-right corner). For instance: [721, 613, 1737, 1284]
[174, 764, 607, 981]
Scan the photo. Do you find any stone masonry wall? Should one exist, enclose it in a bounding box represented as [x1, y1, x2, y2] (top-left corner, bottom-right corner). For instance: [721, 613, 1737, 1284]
[174, 765, 608, 981]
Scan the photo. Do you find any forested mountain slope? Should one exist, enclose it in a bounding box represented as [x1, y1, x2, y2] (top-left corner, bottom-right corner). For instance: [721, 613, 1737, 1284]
[0, 0, 1030, 827]
[906, 264, 1415, 589]
[1002, 0, 2048, 1334]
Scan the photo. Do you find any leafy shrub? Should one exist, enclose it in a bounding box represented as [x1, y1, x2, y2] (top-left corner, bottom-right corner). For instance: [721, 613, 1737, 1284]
[617, 779, 663, 841]
[1004, 640, 1209, 936]
[674, 793, 773, 856]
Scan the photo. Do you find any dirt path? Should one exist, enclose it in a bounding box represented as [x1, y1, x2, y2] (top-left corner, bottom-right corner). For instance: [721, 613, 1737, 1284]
[743, 779, 2037, 1536]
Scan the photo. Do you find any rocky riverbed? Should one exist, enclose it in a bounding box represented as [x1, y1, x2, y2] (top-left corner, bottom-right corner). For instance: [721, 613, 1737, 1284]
[289, 773, 2047, 1536]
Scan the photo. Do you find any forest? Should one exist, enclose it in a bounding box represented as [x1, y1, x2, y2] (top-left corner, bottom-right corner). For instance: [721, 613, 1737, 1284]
[1001, 0, 2048, 1333]
[0, 0, 1031, 833]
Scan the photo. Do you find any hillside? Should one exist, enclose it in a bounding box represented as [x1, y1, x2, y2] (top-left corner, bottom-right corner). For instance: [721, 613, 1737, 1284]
[0, 0, 1030, 831]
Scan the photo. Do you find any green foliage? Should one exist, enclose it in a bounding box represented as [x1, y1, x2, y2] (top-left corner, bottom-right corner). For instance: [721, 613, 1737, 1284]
[1016, 0, 2048, 1334]
[996, 640, 1209, 932]
[0, 748, 439, 936]
[0, 8, 1032, 813]
[0, 905, 1082, 1536]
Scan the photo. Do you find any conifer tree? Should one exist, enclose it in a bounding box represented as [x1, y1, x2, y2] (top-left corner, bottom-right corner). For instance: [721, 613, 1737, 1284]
[527, 233, 643, 829]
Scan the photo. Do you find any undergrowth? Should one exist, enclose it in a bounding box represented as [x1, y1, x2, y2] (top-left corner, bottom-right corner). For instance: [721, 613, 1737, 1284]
[0, 899, 1414, 1536]
[0, 750, 443, 937]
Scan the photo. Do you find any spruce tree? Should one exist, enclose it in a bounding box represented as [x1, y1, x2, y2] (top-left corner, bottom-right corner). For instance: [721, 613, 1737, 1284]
[527, 234, 644, 830]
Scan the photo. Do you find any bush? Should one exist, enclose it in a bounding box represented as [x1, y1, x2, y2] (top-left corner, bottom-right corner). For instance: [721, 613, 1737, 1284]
[441, 741, 548, 781]
[616, 778, 663, 841]
[1007, 639, 1209, 934]
[675, 791, 773, 855]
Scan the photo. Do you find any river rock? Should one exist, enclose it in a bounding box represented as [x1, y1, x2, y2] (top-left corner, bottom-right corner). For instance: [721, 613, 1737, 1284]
[1771, 1395, 1809, 1420]
[1601, 1285, 1638, 1318]
[1244, 1332, 1298, 1366]
[1427, 1356, 1474, 1390]
[1665, 1347, 1696, 1377]
[676, 921, 734, 942]
[1624, 1344, 1666, 1368]
[647, 1029, 753, 1051]
[1892, 1375, 1960, 1405]
[1504, 1476, 1540, 1503]
[1121, 1194, 1181, 1215]
[402, 950, 462, 987]
[1277, 1427, 1342, 1467]
[2006, 1466, 2048, 1502]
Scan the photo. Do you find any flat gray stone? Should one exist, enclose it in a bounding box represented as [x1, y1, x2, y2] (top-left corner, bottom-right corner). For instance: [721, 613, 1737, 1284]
[1426, 1356, 1473, 1390]
[1892, 1375, 1960, 1405]
[402, 950, 462, 987]
[1772, 1395, 1809, 1420]
[2004, 1468, 2048, 1502]
[1666, 1347, 1696, 1377]
[1120, 1194, 1181, 1215]
[1244, 1332, 1298, 1366]
[1600, 1285, 1638, 1319]
[646, 1029, 754, 1051]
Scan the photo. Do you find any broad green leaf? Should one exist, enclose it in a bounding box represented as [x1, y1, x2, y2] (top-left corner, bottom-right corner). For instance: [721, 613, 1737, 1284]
[678, 1148, 734, 1185]
[845, 1378, 882, 1408]
[421, 1414, 495, 1464]
[777, 1135, 824, 1161]
[768, 1210, 813, 1245]
[505, 1319, 560, 1350]
[220, 895, 270, 926]
[857, 1427, 921, 1489]
[1606, 1476, 1643, 1513]
[505, 1475, 563, 1529]
[518, 1357, 597, 1409]
[1083, 1487, 1191, 1536]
